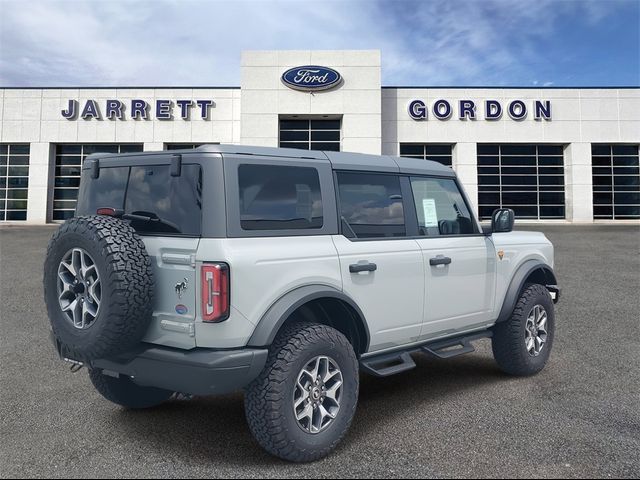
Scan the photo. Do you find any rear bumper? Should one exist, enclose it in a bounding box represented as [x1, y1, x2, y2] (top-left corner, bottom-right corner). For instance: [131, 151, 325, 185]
[51, 334, 268, 396]
[92, 345, 268, 396]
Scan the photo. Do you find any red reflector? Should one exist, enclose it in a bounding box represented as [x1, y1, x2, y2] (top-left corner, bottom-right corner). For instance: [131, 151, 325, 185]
[201, 263, 230, 323]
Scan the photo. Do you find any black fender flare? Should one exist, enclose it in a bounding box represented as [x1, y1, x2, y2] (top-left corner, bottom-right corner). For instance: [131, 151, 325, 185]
[496, 260, 558, 323]
[246, 285, 370, 352]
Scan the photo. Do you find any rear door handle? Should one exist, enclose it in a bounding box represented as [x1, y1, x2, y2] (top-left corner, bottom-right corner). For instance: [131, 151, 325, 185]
[349, 262, 377, 273]
[429, 255, 452, 266]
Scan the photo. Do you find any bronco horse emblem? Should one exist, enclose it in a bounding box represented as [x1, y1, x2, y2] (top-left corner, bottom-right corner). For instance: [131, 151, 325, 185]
[175, 278, 189, 299]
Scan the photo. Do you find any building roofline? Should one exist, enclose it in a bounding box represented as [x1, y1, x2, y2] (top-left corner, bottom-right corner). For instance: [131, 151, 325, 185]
[0, 85, 637, 90]
[382, 85, 640, 89]
[0, 86, 242, 90]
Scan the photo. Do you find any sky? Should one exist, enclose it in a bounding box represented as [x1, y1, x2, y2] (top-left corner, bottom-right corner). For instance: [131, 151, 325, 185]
[0, 0, 638, 87]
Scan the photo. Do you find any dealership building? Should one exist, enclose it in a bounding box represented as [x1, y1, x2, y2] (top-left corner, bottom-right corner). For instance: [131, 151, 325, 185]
[0, 50, 638, 224]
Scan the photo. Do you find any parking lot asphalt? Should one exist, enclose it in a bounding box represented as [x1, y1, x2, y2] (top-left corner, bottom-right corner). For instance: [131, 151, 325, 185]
[1, 224, 639, 478]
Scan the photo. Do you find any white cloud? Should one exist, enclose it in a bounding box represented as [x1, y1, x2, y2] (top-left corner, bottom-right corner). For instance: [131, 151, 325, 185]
[0, 0, 632, 86]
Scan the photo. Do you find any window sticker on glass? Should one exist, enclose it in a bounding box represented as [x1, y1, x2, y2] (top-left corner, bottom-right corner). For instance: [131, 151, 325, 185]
[422, 198, 438, 227]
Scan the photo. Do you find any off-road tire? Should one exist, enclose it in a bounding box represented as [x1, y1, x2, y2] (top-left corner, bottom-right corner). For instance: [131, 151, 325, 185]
[244, 323, 359, 463]
[44, 215, 153, 362]
[89, 368, 173, 409]
[492, 283, 555, 376]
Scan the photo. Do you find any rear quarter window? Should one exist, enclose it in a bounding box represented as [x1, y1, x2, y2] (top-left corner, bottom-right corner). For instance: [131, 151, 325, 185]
[238, 164, 323, 230]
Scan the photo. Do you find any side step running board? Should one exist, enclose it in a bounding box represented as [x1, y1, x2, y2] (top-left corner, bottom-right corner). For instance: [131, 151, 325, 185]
[359, 330, 493, 378]
[360, 351, 416, 377]
[422, 331, 493, 359]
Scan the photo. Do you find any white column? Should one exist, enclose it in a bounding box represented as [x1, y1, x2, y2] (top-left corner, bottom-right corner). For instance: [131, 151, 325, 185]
[453, 142, 479, 216]
[143, 142, 165, 152]
[26, 142, 53, 224]
[565, 142, 593, 223]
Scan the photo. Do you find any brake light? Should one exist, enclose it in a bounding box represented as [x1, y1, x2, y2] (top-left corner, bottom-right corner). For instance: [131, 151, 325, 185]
[201, 263, 230, 323]
[96, 207, 123, 217]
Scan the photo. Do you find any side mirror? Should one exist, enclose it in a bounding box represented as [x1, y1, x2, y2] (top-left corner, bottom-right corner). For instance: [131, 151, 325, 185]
[491, 208, 515, 233]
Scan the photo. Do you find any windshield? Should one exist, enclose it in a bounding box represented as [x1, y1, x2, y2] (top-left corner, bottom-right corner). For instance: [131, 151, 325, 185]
[76, 164, 203, 236]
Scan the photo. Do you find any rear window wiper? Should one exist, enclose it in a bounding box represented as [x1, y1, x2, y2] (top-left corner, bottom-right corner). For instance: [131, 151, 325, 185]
[96, 208, 180, 233]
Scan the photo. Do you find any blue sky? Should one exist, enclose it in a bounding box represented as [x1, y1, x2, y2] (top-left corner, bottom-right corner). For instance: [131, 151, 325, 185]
[0, 0, 638, 87]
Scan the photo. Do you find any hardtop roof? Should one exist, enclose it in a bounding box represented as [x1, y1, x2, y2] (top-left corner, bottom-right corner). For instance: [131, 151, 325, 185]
[86, 144, 455, 177]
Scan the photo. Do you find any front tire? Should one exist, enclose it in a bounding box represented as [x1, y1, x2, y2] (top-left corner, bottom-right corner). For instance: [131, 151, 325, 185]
[244, 323, 359, 463]
[89, 369, 173, 409]
[492, 283, 555, 376]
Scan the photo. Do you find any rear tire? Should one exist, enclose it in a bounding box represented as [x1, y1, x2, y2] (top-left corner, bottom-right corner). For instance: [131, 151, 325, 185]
[89, 369, 173, 409]
[492, 283, 555, 376]
[244, 323, 359, 462]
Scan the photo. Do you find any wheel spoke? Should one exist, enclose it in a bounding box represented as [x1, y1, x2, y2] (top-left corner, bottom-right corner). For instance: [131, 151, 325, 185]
[537, 314, 547, 333]
[60, 259, 76, 277]
[526, 337, 535, 353]
[58, 268, 74, 285]
[84, 264, 97, 280]
[323, 367, 340, 384]
[88, 280, 101, 306]
[318, 404, 335, 425]
[325, 380, 342, 403]
[58, 277, 73, 295]
[61, 298, 77, 312]
[309, 357, 321, 381]
[85, 298, 98, 317]
[296, 403, 313, 423]
[79, 251, 90, 278]
[71, 300, 82, 328]
[71, 249, 83, 278]
[294, 383, 309, 409]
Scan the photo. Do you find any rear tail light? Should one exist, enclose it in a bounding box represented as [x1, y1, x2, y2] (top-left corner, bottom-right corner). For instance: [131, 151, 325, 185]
[201, 263, 230, 323]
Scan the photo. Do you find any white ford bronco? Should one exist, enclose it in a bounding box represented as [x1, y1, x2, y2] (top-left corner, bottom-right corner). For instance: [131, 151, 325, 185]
[44, 145, 560, 462]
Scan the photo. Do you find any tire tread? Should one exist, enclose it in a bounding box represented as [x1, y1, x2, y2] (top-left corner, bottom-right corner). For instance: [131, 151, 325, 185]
[244, 322, 359, 463]
[492, 283, 554, 376]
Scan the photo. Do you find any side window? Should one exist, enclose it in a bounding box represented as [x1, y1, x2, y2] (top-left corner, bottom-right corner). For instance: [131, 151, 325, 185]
[337, 172, 406, 238]
[238, 164, 323, 230]
[410, 177, 476, 236]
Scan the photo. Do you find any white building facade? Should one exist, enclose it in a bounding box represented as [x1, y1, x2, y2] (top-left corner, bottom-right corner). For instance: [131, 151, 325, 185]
[1, 50, 638, 224]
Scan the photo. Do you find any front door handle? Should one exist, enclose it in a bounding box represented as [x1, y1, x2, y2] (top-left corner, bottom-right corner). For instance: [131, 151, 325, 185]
[429, 255, 452, 266]
[349, 262, 377, 273]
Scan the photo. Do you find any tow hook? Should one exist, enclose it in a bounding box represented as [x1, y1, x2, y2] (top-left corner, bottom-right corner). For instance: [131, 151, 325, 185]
[546, 285, 561, 303]
[64, 358, 84, 373]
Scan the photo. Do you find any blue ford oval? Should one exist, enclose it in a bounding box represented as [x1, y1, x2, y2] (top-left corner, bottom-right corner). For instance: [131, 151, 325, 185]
[281, 66, 342, 92]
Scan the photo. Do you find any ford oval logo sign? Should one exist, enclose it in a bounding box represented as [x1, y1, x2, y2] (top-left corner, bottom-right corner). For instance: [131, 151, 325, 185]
[281, 66, 342, 92]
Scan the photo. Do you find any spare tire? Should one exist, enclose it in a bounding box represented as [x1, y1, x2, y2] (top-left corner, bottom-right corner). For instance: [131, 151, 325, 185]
[43, 215, 154, 362]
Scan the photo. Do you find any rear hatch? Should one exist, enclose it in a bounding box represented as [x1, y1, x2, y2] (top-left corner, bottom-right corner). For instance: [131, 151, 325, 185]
[76, 157, 203, 349]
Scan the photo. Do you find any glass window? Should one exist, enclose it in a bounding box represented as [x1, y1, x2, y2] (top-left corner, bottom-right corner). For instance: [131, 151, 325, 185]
[279, 119, 340, 151]
[125, 165, 203, 235]
[0, 144, 29, 222]
[591, 144, 640, 219]
[238, 164, 323, 230]
[399, 144, 453, 167]
[477, 144, 566, 220]
[53, 144, 143, 220]
[337, 172, 405, 238]
[76, 164, 203, 236]
[410, 177, 475, 236]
